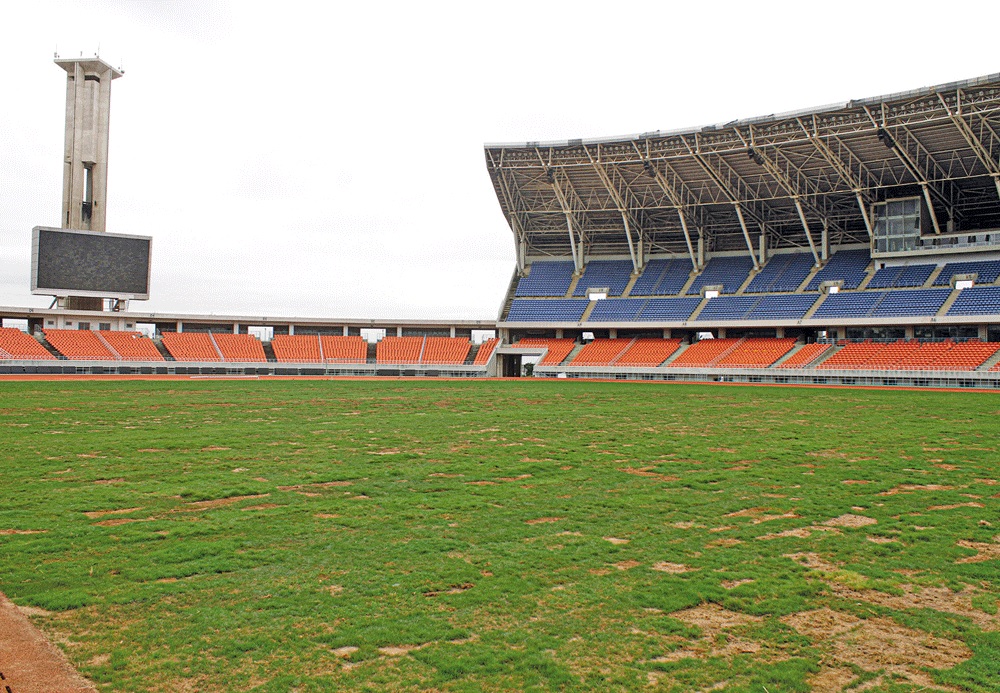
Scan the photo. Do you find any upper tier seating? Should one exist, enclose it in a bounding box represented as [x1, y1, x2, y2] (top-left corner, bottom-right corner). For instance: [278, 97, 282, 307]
[588, 298, 645, 322]
[806, 248, 870, 290]
[867, 264, 935, 289]
[570, 339, 631, 366]
[746, 294, 818, 320]
[934, 260, 1000, 286]
[271, 335, 322, 363]
[573, 260, 633, 296]
[206, 334, 266, 362]
[637, 297, 702, 321]
[507, 299, 589, 322]
[947, 286, 1000, 316]
[745, 253, 815, 293]
[320, 335, 367, 363]
[812, 291, 885, 319]
[869, 289, 951, 317]
[472, 338, 500, 365]
[512, 338, 576, 365]
[615, 338, 682, 367]
[421, 337, 472, 364]
[376, 336, 423, 364]
[696, 296, 761, 321]
[515, 261, 575, 296]
[715, 338, 797, 368]
[687, 256, 755, 295]
[630, 258, 693, 296]
[99, 331, 164, 361]
[777, 343, 832, 368]
[668, 338, 742, 367]
[161, 333, 221, 361]
[43, 329, 115, 360]
[0, 328, 56, 360]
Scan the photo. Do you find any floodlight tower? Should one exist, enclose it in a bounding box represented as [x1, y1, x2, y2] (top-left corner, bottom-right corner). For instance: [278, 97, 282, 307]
[54, 55, 123, 310]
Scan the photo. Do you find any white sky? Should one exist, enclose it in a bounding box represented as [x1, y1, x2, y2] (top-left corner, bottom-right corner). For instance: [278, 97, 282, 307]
[1, 0, 997, 320]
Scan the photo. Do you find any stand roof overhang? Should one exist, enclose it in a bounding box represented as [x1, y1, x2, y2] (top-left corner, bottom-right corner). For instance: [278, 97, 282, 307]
[485, 73, 1000, 260]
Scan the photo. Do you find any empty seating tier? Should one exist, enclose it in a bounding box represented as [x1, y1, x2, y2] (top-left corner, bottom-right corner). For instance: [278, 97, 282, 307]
[421, 337, 472, 364]
[615, 338, 682, 367]
[777, 343, 832, 368]
[815, 340, 1000, 371]
[472, 338, 500, 366]
[376, 336, 424, 364]
[696, 296, 761, 321]
[0, 328, 56, 360]
[515, 261, 575, 297]
[271, 335, 322, 363]
[211, 334, 266, 362]
[630, 258, 693, 296]
[570, 339, 632, 366]
[43, 329, 115, 360]
[868, 264, 935, 289]
[572, 260, 633, 296]
[507, 299, 589, 322]
[806, 248, 871, 290]
[320, 336, 367, 363]
[160, 333, 222, 362]
[512, 338, 576, 366]
[99, 331, 164, 361]
[637, 297, 702, 321]
[715, 338, 797, 368]
[934, 260, 1000, 286]
[947, 286, 1000, 316]
[687, 256, 755, 295]
[745, 253, 815, 293]
[668, 338, 743, 367]
[589, 299, 645, 322]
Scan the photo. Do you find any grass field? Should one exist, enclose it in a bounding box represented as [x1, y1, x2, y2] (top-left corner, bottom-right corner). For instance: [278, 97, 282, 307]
[1, 379, 998, 692]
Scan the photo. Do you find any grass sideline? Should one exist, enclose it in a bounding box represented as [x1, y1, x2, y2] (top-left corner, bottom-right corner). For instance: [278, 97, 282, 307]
[0, 379, 998, 692]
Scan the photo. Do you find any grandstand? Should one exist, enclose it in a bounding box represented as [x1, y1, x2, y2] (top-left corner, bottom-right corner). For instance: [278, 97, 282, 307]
[4, 71, 1000, 388]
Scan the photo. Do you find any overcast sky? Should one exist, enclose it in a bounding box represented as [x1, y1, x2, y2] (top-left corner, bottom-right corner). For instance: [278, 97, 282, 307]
[1, 0, 997, 320]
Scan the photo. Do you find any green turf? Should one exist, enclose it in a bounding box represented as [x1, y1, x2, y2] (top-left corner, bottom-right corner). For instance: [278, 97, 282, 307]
[0, 379, 998, 691]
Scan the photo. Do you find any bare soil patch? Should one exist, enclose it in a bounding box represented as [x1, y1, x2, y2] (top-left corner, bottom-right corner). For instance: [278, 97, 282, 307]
[524, 517, 563, 525]
[242, 504, 280, 511]
[823, 513, 877, 527]
[82, 507, 142, 519]
[927, 502, 984, 511]
[618, 466, 679, 482]
[614, 560, 641, 571]
[0, 529, 47, 536]
[721, 579, 754, 589]
[956, 536, 1000, 564]
[651, 562, 695, 573]
[602, 536, 629, 545]
[0, 592, 97, 692]
[878, 483, 953, 496]
[184, 493, 269, 510]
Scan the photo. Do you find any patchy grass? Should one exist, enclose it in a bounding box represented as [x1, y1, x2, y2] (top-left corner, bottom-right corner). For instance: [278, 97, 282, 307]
[0, 379, 998, 691]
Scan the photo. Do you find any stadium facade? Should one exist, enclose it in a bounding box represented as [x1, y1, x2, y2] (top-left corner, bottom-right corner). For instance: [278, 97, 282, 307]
[4, 69, 1000, 387]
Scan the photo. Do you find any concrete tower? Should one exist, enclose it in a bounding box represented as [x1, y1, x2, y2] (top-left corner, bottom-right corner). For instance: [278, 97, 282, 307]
[55, 56, 123, 233]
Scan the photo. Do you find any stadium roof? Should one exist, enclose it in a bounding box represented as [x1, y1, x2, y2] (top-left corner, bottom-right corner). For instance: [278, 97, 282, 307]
[485, 73, 1000, 271]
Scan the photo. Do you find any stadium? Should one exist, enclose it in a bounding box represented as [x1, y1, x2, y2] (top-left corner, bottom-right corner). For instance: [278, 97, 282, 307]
[3, 68, 1000, 388]
[1, 51, 1000, 693]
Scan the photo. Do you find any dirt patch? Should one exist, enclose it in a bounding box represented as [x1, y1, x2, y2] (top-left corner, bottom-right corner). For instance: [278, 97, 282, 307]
[782, 608, 862, 639]
[654, 603, 764, 663]
[184, 493, 269, 510]
[724, 506, 767, 518]
[525, 517, 563, 525]
[828, 582, 998, 630]
[92, 478, 124, 484]
[378, 644, 422, 656]
[0, 529, 48, 535]
[651, 562, 695, 573]
[721, 579, 754, 589]
[427, 473, 463, 478]
[785, 552, 840, 572]
[201, 445, 231, 452]
[277, 481, 352, 491]
[752, 511, 800, 524]
[0, 591, 97, 692]
[602, 536, 629, 545]
[841, 479, 871, 485]
[93, 517, 150, 527]
[614, 560, 641, 571]
[705, 538, 742, 548]
[332, 645, 358, 657]
[928, 502, 984, 511]
[497, 474, 532, 482]
[806, 665, 862, 691]
[466, 481, 498, 486]
[671, 521, 701, 529]
[867, 535, 898, 544]
[757, 527, 813, 540]
[878, 483, 953, 496]
[314, 513, 340, 519]
[83, 507, 142, 519]
[672, 603, 761, 632]
[823, 513, 877, 527]
[618, 467, 679, 482]
[424, 583, 474, 597]
[241, 504, 280, 511]
[956, 536, 1000, 564]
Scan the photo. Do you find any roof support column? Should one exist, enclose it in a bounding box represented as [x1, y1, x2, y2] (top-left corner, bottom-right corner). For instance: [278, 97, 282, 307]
[921, 183, 943, 235]
[677, 209, 697, 270]
[563, 210, 582, 273]
[994, 175, 1000, 204]
[821, 218, 829, 262]
[620, 211, 639, 273]
[733, 205, 760, 270]
[793, 197, 821, 267]
[856, 191, 874, 241]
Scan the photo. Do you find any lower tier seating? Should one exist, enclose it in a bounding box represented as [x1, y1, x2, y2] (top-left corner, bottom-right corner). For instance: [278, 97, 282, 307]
[421, 337, 472, 364]
[160, 333, 221, 361]
[99, 331, 164, 361]
[777, 343, 831, 368]
[43, 329, 115, 360]
[569, 339, 631, 366]
[817, 339, 1000, 371]
[0, 327, 56, 360]
[615, 338, 682, 367]
[715, 338, 797, 367]
[212, 334, 266, 362]
[473, 338, 500, 365]
[512, 338, 576, 365]
[376, 336, 424, 364]
[320, 336, 367, 363]
[271, 335, 322, 363]
[668, 338, 743, 367]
